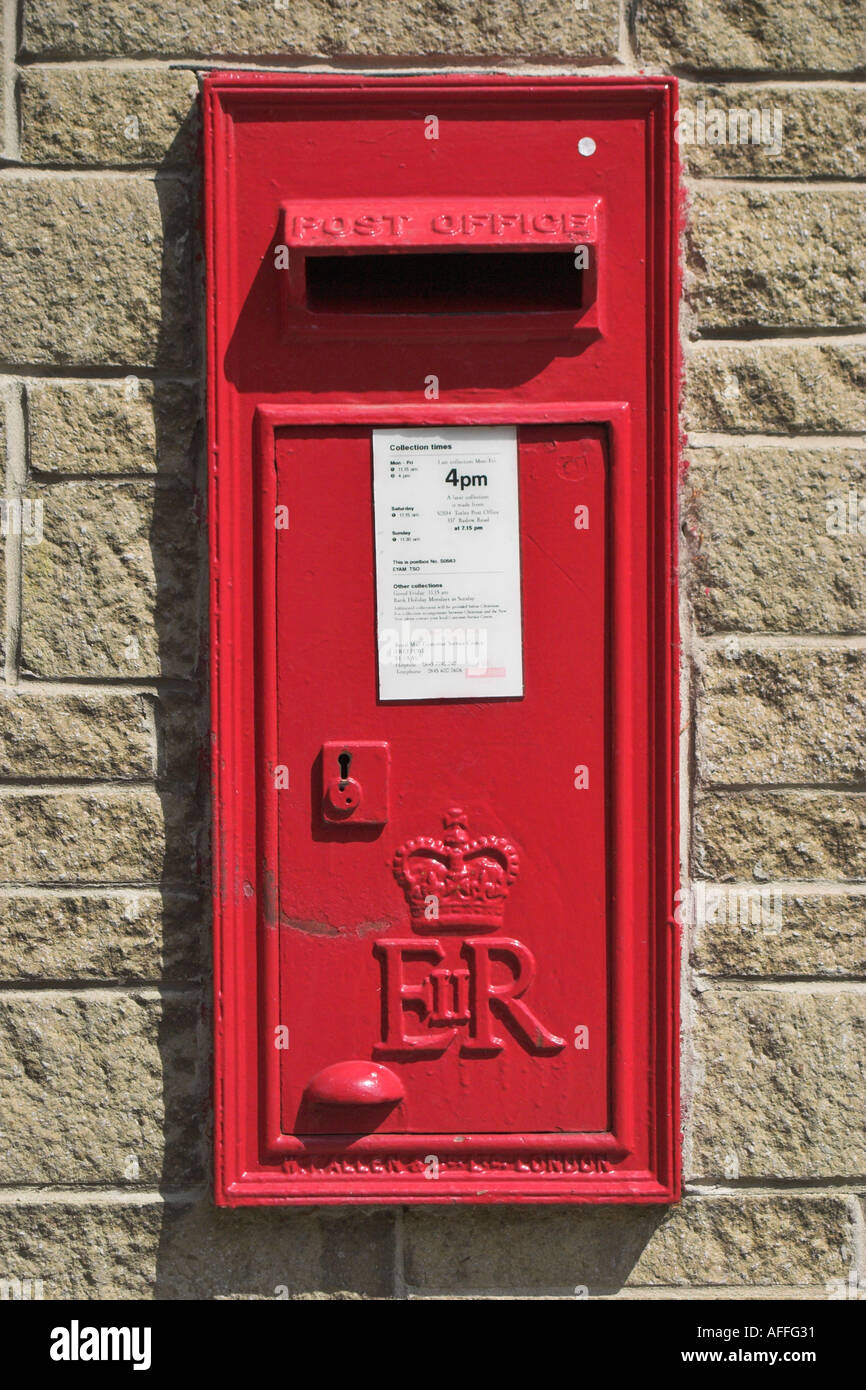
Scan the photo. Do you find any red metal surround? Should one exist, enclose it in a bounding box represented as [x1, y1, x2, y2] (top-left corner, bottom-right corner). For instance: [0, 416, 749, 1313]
[204, 74, 680, 1205]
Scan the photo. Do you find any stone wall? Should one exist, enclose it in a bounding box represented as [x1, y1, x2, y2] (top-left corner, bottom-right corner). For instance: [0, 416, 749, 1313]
[0, 1, 863, 1299]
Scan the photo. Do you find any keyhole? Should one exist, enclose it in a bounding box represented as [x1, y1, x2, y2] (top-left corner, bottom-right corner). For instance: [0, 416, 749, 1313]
[338, 750, 352, 788]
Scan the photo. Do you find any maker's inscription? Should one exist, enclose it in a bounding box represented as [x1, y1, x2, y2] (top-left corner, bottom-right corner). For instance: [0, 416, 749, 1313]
[281, 1154, 614, 1177]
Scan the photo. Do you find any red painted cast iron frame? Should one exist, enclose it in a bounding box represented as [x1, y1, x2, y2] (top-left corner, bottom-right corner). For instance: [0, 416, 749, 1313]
[204, 73, 681, 1205]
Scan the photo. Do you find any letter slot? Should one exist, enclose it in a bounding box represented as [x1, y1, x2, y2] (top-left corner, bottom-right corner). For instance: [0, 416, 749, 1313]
[277, 195, 601, 338]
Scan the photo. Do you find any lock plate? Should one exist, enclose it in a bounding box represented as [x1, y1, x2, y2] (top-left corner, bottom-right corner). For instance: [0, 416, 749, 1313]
[320, 741, 390, 825]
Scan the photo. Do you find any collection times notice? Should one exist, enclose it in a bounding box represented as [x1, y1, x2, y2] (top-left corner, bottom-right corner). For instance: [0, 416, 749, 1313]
[372, 426, 524, 701]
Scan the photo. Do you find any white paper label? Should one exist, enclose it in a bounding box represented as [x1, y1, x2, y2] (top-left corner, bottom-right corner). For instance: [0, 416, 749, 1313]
[373, 426, 523, 701]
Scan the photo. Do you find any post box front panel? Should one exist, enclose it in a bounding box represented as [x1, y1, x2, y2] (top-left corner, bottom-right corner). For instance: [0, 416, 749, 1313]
[271, 422, 609, 1137]
[205, 75, 679, 1204]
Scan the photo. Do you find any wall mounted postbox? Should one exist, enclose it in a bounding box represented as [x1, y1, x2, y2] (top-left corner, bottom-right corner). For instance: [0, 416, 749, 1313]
[204, 74, 680, 1204]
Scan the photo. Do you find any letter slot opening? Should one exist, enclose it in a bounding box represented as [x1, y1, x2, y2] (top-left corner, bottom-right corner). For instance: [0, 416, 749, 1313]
[304, 250, 586, 315]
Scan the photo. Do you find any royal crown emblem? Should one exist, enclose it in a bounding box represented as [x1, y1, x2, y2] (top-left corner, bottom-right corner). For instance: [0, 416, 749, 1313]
[392, 807, 520, 933]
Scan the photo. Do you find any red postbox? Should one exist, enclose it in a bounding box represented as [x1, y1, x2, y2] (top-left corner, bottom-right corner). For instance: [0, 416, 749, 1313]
[204, 74, 680, 1204]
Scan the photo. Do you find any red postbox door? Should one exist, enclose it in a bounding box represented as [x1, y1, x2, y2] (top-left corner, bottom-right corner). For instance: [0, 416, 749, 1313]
[205, 74, 679, 1204]
[271, 422, 608, 1137]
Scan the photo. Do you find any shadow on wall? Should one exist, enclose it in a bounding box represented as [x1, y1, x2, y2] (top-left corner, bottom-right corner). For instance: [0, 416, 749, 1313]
[144, 86, 670, 1301]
